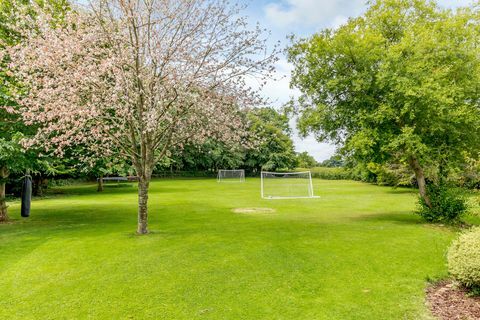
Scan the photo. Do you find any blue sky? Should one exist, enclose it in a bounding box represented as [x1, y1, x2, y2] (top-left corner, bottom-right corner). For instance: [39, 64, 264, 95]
[241, 0, 474, 161]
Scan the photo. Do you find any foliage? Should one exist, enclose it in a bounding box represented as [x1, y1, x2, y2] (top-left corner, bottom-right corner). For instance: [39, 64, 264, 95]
[0, 0, 75, 216]
[244, 107, 297, 172]
[448, 227, 480, 290]
[416, 184, 468, 223]
[366, 162, 413, 187]
[298, 167, 351, 180]
[6, 0, 278, 233]
[288, 0, 480, 206]
[450, 156, 480, 190]
[0, 178, 457, 319]
[319, 155, 344, 168]
[152, 107, 298, 173]
[348, 162, 377, 184]
[158, 139, 244, 172]
[296, 152, 317, 168]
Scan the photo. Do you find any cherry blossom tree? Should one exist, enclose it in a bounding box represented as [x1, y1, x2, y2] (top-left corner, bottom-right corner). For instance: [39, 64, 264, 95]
[6, 0, 277, 233]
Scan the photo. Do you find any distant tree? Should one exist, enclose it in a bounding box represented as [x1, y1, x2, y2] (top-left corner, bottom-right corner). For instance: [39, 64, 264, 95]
[244, 107, 297, 172]
[288, 0, 480, 207]
[7, 0, 277, 233]
[296, 152, 317, 168]
[320, 155, 344, 168]
[176, 140, 244, 172]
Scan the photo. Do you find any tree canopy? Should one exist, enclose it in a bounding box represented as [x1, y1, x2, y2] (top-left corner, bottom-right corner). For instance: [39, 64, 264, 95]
[244, 107, 297, 172]
[6, 0, 277, 233]
[288, 0, 480, 205]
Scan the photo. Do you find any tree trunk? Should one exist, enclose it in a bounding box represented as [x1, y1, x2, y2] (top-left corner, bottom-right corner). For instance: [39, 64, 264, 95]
[137, 178, 150, 234]
[408, 157, 432, 208]
[32, 175, 45, 197]
[0, 166, 9, 222]
[97, 176, 104, 192]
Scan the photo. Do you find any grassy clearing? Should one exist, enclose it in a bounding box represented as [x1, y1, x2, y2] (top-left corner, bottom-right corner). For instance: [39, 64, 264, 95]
[0, 178, 476, 319]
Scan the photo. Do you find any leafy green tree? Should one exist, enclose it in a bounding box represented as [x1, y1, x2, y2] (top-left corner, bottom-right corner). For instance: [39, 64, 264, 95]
[156, 108, 296, 174]
[0, 0, 70, 220]
[0, 0, 25, 221]
[320, 155, 344, 168]
[288, 0, 480, 207]
[164, 140, 244, 173]
[296, 151, 317, 168]
[244, 107, 297, 172]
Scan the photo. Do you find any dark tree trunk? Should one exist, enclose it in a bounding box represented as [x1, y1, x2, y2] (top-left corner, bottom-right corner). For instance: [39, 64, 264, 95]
[137, 178, 150, 234]
[32, 175, 46, 197]
[0, 166, 9, 222]
[97, 176, 104, 192]
[408, 157, 432, 208]
[41, 178, 48, 196]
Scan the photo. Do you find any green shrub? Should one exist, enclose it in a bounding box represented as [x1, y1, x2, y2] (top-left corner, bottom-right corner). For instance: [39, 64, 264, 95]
[349, 163, 377, 183]
[447, 227, 480, 290]
[416, 184, 468, 223]
[367, 163, 399, 186]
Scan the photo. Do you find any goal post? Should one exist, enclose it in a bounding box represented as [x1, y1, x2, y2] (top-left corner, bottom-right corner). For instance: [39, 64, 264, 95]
[217, 169, 245, 182]
[260, 171, 317, 199]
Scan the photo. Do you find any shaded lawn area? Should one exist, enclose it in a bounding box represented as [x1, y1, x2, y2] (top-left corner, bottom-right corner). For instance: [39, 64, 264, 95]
[0, 179, 475, 319]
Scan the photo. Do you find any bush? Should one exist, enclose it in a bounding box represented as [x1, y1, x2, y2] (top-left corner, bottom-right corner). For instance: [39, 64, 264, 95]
[447, 227, 480, 290]
[349, 163, 377, 183]
[416, 184, 468, 223]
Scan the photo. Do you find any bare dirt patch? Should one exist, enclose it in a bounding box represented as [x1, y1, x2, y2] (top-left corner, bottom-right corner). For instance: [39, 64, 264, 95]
[232, 207, 276, 214]
[426, 280, 480, 320]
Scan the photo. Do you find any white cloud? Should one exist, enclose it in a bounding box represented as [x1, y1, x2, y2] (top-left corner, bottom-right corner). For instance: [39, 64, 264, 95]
[264, 0, 364, 29]
[261, 58, 300, 105]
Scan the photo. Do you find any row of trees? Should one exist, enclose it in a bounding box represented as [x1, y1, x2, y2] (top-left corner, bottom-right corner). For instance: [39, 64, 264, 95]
[5, 105, 313, 193]
[164, 107, 299, 173]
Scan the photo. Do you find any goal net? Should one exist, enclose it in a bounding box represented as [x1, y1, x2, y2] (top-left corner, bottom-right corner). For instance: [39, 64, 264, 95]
[217, 169, 245, 182]
[261, 171, 316, 199]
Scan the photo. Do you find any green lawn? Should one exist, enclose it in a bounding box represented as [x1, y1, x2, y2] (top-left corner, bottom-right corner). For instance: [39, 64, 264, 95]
[0, 178, 474, 319]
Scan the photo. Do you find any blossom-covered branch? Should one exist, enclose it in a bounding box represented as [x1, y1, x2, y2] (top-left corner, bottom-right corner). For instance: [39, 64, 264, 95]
[6, 0, 278, 233]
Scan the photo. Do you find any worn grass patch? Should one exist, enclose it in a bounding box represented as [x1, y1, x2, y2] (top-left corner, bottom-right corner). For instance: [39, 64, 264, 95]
[232, 207, 276, 214]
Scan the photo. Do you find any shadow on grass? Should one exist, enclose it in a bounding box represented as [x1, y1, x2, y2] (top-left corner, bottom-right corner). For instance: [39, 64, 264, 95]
[46, 184, 187, 199]
[102, 184, 134, 189]
[384, 188, 417, 195]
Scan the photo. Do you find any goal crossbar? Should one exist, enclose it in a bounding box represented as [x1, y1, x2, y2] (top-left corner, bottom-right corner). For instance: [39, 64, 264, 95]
[217, 169, 245, 182]
[260, 171, 318, 199]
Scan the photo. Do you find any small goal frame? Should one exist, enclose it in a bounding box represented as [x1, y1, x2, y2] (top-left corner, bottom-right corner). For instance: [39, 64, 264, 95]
[260, 171, 318, 199]
[217, 169, 245, 183]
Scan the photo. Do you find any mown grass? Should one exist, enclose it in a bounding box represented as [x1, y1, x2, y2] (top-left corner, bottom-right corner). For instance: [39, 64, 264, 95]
[0, 178, 476, 319]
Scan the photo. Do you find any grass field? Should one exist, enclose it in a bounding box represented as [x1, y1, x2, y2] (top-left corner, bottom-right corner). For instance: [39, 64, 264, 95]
[0, 178, 476, 319]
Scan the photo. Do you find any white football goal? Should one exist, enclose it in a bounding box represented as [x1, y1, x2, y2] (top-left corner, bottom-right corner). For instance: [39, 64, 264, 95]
[217, 169, 245, 182]
[261, 171, 317, 199]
